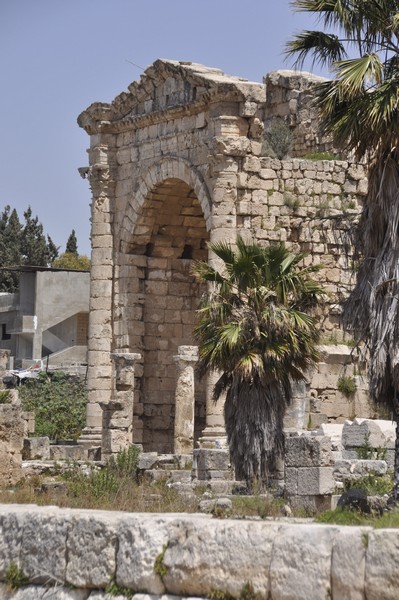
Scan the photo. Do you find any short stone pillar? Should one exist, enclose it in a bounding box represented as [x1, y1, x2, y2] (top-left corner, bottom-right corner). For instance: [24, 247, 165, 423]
[0, 403, 24, 485]
[101, 352, 141, 460]
[0, 350, 10, 388]
[198, 370, 228, 448]
[285, 434, 334, 511]
[173, 346, 198, 454]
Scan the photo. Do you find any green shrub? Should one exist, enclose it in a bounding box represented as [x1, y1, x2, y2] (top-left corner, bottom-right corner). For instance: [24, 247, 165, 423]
[262, 120, 292, 159]
[337, 374, 357, 396]
[344, 473, 392, 496]
[19, 373, 87, 440]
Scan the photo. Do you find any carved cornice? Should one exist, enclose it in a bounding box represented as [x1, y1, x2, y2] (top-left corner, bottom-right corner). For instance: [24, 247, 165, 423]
[78, 59, 265, 135]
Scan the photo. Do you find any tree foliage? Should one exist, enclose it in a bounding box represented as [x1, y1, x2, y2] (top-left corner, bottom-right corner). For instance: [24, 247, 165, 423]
[66, 229, 78, 255]
[0, 205, 59, 292]
[193, 238, 324, 484]
[52, 252, 90, 271]
[287, 0, 399, 496]
[19, 372, 87, 441]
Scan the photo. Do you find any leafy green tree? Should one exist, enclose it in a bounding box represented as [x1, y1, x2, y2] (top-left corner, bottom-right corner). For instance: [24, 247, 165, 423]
[21, 206, 58, 266]
[193, 238, 324, 485]
[0, 205, 59, 291]
[0, 207, 22, 292]
[52, 252, 90, 271]
[66, 229, 78, 255]
[286, 0, 399, 497]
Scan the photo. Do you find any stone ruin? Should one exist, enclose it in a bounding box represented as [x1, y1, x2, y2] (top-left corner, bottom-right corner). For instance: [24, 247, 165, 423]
[76, 59, 371, 460]
[0, 60, 391, 510]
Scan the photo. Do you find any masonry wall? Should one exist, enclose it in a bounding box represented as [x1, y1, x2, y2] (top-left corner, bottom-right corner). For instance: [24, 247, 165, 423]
[0, 505, 397, 600]
[79, 62, 372, 451]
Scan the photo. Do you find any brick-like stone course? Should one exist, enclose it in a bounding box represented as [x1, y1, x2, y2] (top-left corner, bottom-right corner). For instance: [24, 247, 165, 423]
[0, 505, 398, 599]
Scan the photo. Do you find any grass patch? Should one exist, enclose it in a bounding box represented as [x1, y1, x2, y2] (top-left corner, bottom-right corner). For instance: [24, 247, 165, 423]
[317, 507, 399, 527]
[337, 374, 357, 396]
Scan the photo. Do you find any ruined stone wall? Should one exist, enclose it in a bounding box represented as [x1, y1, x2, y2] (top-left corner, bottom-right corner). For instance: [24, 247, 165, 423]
[264, 70, 334, 157]
[232, 156, 366, 336]
[0, 505, 396, 599]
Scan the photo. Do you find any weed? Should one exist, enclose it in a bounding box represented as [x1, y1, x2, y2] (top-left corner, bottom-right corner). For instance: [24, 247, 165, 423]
[4, 562, 28, 591]
[108, 444, 141, 481]
[361, 532, 369, 548]
[154, 544, 169, 580]
[262, 120, 292, 159]
[337, 374, 357, 396]
[283, 192, 300, 212]
[0, 390, 12, 404]
[316, 198, 331, 217]
[106, 578, 133, 598]
[344, 473, 392, 496]
[210, 590, 235, 600]
[240, 581, 260, 600]
[355, 433, 387, 461]
[307, 414, 313, 430]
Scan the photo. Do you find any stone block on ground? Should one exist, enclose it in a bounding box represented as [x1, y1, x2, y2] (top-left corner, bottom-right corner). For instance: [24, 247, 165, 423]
[22, 437, 50, 461]
[342, 418, 395, 449]
[285, 435, 332, 468]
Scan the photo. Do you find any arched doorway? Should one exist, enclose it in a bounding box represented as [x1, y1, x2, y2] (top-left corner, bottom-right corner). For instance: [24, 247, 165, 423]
[125, 177, 209, 452]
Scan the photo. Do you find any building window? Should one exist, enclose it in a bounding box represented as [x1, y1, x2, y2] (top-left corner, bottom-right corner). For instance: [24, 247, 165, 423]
[1, 324, 11, 340]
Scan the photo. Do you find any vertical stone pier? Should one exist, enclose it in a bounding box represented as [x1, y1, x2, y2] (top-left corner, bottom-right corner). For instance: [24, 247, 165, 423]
[101, 352, 141, 460]
[78, 139, 116, 449]
[173, 346, 198, 454]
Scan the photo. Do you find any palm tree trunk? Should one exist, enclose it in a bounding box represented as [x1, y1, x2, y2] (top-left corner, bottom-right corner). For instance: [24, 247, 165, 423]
[224, 377, 287, 487]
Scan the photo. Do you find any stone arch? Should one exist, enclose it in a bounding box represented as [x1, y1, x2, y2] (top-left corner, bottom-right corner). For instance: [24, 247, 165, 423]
[119, 157, 212, 253]
[116, 159, 211, 453]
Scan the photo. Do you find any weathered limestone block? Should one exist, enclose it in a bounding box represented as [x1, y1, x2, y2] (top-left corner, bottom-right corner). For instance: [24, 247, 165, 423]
[0, 586, 89, 599]
[365, 529, 399, 600]
[333, 459, 387, 481]
[287, 466, 335, 496]
[116, 515, 172, 594]
[285, 435, 332, 468]
[192, 448, 230, 480]
[22, 437, 50, 461]
[173, 346, 198, 454]
[163, 518, 280, 597]
[20, 509, 70, 584]
[66, 513, 118, 589]
[342, 419, 395, 450]
[331, 526, 371, 600]
[269, 524, 338, 600]
[317, 423, 344, 454]
[0, 405, 24, 486]
[0, 508, 26, 578]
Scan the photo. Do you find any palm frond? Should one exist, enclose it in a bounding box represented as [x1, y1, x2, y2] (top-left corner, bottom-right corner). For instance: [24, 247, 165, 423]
[285, 30, 346, 70]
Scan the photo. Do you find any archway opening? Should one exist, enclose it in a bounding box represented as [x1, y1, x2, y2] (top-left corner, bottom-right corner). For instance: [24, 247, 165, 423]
[127, 178, 209, 452]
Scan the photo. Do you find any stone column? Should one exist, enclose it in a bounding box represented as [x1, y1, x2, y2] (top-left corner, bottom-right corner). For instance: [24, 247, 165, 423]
[173, 346, 198, 455]
[79, 145, 116, 448]
[101, 352, 141, 460]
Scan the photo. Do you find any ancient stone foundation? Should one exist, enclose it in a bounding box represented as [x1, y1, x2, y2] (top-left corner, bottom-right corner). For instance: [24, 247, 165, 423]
[0, 505, 398, 599]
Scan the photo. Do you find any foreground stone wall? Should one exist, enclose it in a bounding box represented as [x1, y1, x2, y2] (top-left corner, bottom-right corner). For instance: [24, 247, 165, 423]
[0, 505, 397, 599]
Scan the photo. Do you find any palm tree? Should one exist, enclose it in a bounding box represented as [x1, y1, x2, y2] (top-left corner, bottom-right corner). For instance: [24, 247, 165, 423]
[286, 0, 399, 497]
[192, 238, 324, 485]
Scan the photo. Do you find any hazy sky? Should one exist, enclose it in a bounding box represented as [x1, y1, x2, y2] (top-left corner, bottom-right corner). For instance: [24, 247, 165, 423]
[0, 1, 324, 257]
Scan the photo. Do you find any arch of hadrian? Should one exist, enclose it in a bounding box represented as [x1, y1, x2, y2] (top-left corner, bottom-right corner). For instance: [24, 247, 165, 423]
[78, 59, 369, 457]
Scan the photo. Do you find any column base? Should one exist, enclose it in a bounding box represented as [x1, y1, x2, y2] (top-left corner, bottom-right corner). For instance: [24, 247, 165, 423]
[78, 427, 103, 448]
[198, 426, 228, 449]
